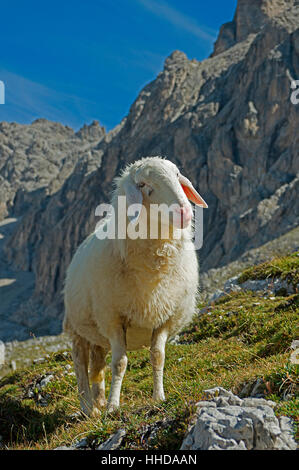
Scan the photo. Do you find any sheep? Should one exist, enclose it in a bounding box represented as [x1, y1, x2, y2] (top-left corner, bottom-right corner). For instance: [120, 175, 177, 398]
[63, 156, 208, 416]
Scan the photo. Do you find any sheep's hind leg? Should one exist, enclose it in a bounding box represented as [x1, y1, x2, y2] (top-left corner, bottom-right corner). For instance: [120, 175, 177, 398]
[107, 326, 127, 412]
[89, 344, 107, 410]
[151, 328, 168, 401]
[72, 334, 93, 416]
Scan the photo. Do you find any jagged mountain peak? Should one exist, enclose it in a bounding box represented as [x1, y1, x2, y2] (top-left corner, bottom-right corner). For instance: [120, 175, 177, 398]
[164, 50, 189, 68]
[212, 0, 298, 56]
[76, 120, 106, 141]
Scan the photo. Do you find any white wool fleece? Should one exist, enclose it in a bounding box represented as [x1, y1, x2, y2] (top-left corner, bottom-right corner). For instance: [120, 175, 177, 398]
[63, 156, 206, 414]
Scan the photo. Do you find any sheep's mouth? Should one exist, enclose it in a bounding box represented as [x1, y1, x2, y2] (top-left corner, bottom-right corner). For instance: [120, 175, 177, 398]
[179, 216, 191, 229]
[180, 216, 192, 229]
[172, 206, 192, 229]
[171, 214, 192, 229]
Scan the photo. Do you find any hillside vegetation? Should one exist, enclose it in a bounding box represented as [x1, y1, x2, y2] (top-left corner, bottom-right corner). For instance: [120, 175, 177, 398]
[0, 252, 298, 450]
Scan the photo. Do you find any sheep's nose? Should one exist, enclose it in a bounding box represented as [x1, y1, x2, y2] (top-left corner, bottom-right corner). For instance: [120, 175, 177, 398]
[176, 205, 192, 218]
[174, 205, 192, 226]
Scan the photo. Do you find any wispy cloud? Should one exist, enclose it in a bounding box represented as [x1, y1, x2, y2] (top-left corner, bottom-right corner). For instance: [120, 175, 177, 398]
[0, 70, 99, 129]
[135, 0, 217, 43]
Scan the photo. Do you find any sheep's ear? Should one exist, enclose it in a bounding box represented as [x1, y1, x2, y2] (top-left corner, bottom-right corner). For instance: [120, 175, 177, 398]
[123, 176, 143, 223]
[179, 175, 208, 208]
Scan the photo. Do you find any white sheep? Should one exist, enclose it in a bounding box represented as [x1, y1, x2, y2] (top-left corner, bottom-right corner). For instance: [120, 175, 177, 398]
[63, 156, 208, 415]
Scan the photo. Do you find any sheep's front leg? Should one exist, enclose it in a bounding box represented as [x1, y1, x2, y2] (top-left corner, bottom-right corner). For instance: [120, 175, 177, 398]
[107, 326, 127, 412]
[151, 328, 168, 401]
[72, 334, 93, 416]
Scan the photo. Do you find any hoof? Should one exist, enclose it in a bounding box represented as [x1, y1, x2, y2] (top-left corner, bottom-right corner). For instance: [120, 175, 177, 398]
[94, 398, 107, 409]
[152, 393, 166, 402]
[90, 407, 101, 418]
[107, 402, 119, 413]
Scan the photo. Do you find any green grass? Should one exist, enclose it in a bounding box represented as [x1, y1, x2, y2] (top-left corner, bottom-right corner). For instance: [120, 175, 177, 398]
[181, 291, 298, 357]
[238, 250, 299, 287]
[0, 253, 298, 450]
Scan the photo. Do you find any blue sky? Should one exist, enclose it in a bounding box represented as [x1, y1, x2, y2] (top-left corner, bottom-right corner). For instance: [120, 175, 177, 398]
[0, 0, 237, 131]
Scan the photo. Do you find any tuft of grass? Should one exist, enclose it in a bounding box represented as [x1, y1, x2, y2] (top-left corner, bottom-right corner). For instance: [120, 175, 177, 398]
[181, 291, 298, 355]
[238, 251, 299, 287]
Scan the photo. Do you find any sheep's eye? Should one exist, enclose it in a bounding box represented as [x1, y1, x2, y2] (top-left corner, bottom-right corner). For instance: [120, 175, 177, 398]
[137, 182, 145, 188]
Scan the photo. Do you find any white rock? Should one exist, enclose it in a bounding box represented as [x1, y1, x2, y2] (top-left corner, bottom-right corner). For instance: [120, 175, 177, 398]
[75, 437, 89, 448]
[195, 400, 216, 409]
[53, 446, 75, 450]
[33, 357, 46, 364]
[290, 348, 299, 365]
[181, 388, 297, 450]
[97, 429, 126, 450]
[242, 397, 276, 408]
[209, 290, 226, 303]
[40, 374, 54, 388]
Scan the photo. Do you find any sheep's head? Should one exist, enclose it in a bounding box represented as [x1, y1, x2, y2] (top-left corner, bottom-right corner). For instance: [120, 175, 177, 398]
[117, 157, 207, 232]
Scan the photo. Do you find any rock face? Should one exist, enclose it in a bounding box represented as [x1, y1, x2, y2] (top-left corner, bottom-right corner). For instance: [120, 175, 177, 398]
[180, 387, 297, 450]
[212, 0, 298, 56]
[0, 0, 299, 340]
[0, 119, 106, 220]
[0, 119, 113, 340]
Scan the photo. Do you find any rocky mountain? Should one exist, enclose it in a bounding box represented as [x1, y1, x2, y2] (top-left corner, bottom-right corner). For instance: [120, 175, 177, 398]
[212, 0, 299, 56]
[0, 0, 298, 341]
[0, 119, 107, 220]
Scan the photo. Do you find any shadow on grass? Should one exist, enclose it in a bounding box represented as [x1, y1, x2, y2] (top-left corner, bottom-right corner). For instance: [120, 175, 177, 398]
[0, 393, 69, 447]
[0, 372, 25, 388]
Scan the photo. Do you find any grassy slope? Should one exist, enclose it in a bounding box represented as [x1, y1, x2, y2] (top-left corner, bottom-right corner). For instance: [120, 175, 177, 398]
[0, 253, 298, 450]
[200, 226, 299, 298]
[238, 250, 299, 286]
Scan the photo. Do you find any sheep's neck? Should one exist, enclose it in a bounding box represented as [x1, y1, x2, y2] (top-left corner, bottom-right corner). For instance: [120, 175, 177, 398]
[112, 209, 191, 272]
[123, 233, 185, 275]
